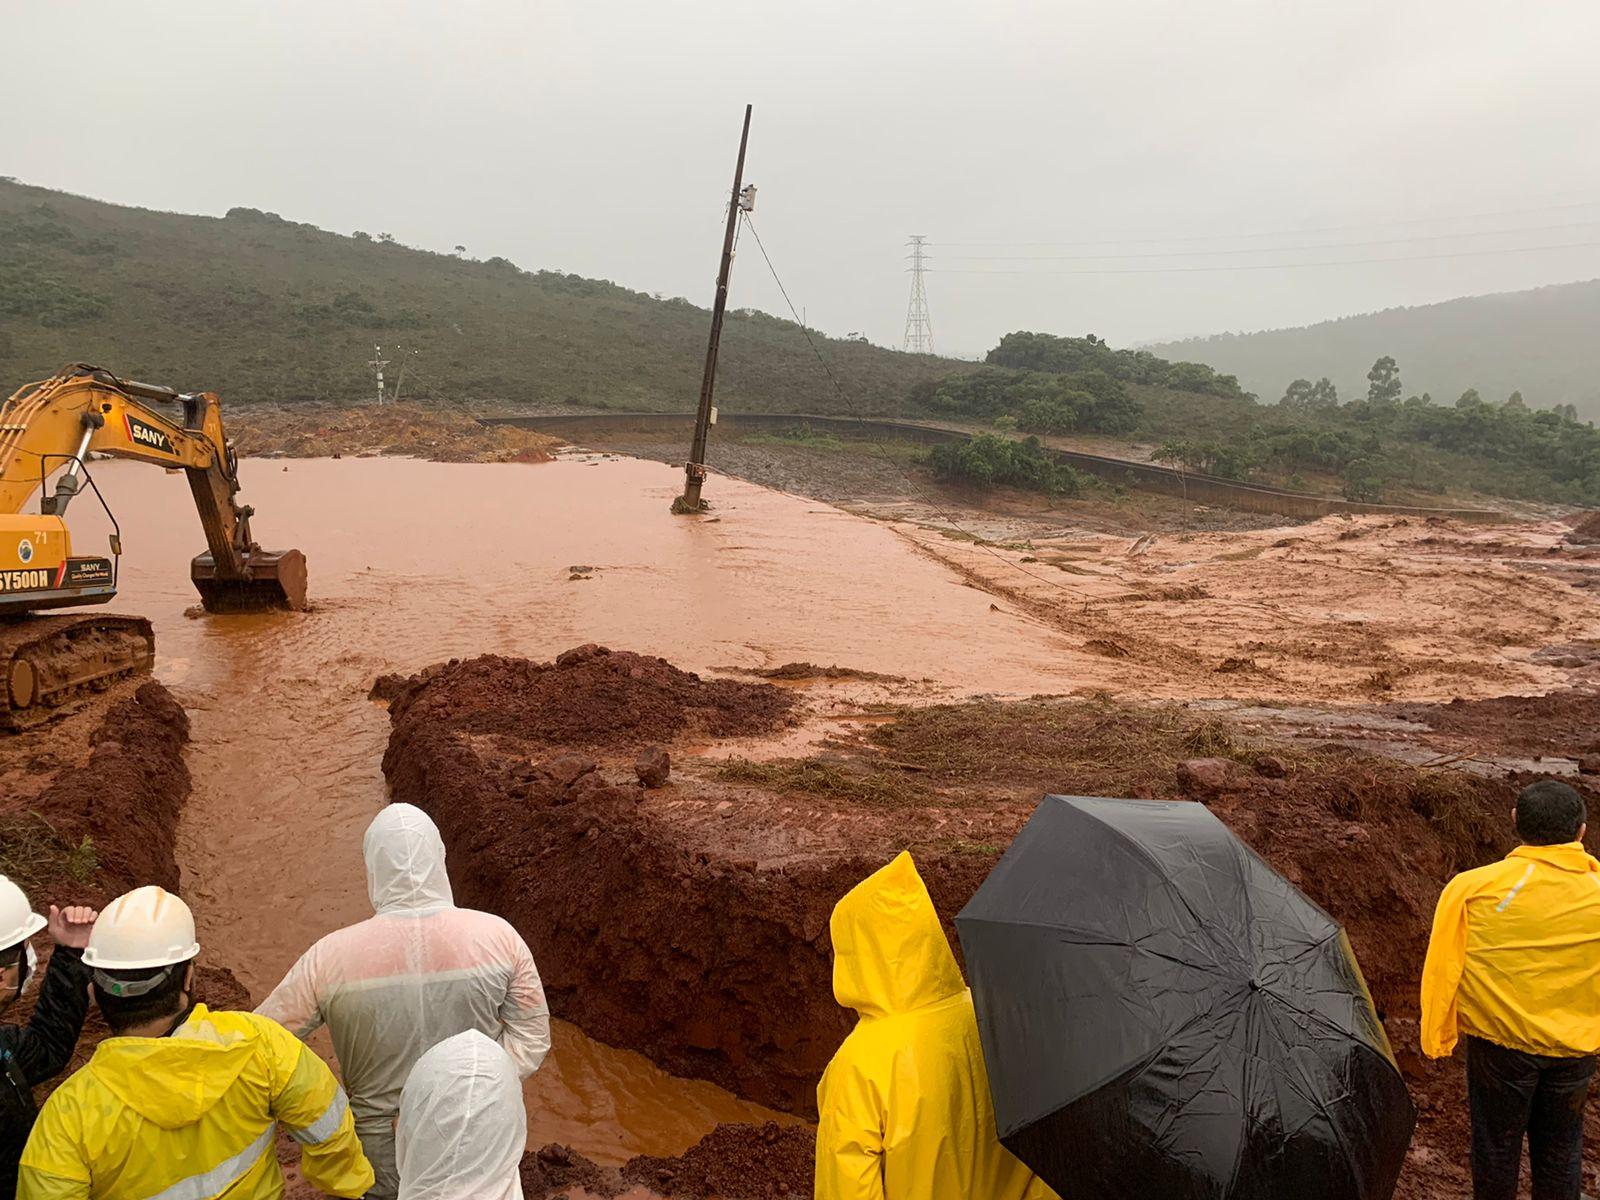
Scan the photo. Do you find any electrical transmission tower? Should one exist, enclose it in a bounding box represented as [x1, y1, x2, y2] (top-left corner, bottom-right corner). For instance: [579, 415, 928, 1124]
[902, 235, 934, 355]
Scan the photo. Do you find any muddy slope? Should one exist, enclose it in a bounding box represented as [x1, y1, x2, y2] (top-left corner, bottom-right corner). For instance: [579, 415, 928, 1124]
[381, 648, 1001, 1114]
[0, 681, 249, 1081]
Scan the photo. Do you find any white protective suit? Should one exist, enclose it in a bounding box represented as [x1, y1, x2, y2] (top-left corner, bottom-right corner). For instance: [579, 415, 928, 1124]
[396, 1030, 526, 1200]
[257, 804, 550, 1200]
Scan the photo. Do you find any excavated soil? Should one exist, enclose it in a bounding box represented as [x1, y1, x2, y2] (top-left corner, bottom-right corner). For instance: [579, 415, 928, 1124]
[383, 652, 1600, 1199]
[521, 1122, 814, 1200]
[1387, 688, 1600, 758]
[385, 646, 797, 748]
[0, 680, 249, 1084]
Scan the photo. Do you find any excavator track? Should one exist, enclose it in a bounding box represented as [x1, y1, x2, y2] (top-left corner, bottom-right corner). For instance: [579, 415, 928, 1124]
[0, 614, 156, 732]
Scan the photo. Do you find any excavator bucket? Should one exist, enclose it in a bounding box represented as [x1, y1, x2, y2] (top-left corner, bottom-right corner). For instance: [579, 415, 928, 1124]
[190, 549, 309, 613]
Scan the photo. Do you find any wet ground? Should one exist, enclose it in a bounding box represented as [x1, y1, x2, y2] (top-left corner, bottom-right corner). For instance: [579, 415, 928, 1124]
[61, 451, 1100, 1161]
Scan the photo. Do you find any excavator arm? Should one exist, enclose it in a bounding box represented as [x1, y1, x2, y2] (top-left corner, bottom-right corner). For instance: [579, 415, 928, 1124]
[1, 364, 306, 612]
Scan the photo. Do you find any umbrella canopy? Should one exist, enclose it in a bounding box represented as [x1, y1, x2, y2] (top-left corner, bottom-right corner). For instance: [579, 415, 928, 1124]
[956, 795, 1415, 1200]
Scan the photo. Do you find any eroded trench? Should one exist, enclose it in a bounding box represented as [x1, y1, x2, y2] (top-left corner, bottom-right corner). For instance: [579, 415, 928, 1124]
[59, 454, 1081, 1179]
[58, 453, 1600, 1199]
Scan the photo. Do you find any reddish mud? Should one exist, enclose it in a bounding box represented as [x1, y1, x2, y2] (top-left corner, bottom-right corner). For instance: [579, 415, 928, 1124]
[385, 645, 796, 747]
[1386, 689, 1600, 758]
[384, 653, 1600, 1199]
[522, 1123, 814, 1200]
[0, 679, 248, 1085]
[382, 650, 1013, 1113]
[227, 402, 560, 463]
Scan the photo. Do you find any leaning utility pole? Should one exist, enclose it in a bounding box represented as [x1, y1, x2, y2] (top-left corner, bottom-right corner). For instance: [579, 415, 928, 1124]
[675, 103, 753, 514]
[902, 235, 934, 355]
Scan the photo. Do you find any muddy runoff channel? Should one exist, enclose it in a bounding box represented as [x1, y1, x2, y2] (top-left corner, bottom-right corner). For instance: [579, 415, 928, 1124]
[68, 453, 1088, 1170]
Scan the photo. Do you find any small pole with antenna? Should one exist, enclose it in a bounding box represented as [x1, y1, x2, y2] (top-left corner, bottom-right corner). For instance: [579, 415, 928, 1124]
[675, 103, 754, 514]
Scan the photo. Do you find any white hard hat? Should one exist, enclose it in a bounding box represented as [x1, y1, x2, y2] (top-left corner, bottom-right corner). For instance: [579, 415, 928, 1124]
[0, 877, 46, 953]
[83, 886, 200, 970]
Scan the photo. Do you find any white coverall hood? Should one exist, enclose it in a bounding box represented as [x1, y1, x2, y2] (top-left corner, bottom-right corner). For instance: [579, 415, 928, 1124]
[365, 804, 455, 915]
[396, 1030, 526, 1200]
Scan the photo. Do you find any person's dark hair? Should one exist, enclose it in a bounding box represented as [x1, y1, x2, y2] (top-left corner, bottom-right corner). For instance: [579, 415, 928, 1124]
[1515, 780, 1587, 846]
[92, 962, 191, 1034]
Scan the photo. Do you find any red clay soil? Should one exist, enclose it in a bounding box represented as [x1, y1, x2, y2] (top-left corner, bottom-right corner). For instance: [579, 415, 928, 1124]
[1567, 509, 1600, 543]
[1387, 688, 1600, 757]
[522, 1123, 815, 1200]
[1, 681, 249, 1084]
[381, 649, 1600, 1198]
[384, 644, 795, 746]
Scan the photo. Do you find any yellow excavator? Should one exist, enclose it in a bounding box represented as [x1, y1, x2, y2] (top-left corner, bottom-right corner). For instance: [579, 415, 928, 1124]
[0, 364, 307, 729]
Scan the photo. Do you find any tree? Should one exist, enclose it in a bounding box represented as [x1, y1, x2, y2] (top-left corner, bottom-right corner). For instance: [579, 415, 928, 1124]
[377, 232, 396, 244]
[1280, 378, 1314, 407]
[1505, 390, 1527, 410]
[453, 244, 467, 256]
[1308, 377, 1340, 408]
[1366, 356, 1402, 406]
[352, 230, 372, 241]
[1457, 388, 1483, 408]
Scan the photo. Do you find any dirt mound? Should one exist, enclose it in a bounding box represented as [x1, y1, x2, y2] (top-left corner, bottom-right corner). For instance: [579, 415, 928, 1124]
[522, 1123, 814, 1200]
[228, 403, 561, 464]
[1387, 689, 1600, 757]
[740, 662, 903, 683]
[1567, 509, 1600, 543]
[622, 1123, 813, 1199]
[29, 682, 192, 896]
[385, 645, 795, 748]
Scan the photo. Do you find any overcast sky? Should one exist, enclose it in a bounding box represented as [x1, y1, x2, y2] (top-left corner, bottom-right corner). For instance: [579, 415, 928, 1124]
[12, 0, 1600, 357]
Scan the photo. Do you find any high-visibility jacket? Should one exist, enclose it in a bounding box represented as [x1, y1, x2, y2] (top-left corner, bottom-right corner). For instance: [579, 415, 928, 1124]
[814, 851, 1058, 1200]
[17, 1004, 372, 1200]
[1421, 841, 1600, 1059]
[257, 804, 549, 1200]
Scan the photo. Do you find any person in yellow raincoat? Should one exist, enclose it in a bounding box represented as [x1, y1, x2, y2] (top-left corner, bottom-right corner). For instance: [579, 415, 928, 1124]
[18, 886, 373, 1200]
[814, 851, 1058, 1200]
[1421, 780, 1600, 1200]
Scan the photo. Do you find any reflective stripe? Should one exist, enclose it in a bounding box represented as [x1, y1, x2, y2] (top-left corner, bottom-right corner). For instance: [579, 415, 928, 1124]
[1496, 864, 1537, 912]
[287, 1086, 349, 1146]
[140, 1121, 275, 1200]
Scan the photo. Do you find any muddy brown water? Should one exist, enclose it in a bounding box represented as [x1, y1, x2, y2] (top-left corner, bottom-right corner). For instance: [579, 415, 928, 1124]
[64, 453, 1081, 1161]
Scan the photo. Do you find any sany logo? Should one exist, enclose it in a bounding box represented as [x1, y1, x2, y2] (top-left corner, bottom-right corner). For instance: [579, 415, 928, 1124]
[123, 413, 174, 455]
[17, 539, 32, 564]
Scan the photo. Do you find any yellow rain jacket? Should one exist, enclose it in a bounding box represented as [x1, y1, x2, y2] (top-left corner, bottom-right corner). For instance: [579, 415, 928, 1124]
[1421, 842, 1600, 1059]
[18, 1005, 373, 1200]
[815, 852, 1058, 1200]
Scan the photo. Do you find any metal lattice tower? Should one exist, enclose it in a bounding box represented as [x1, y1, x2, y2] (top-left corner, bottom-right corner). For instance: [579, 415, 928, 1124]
[902, 235, 934, 355]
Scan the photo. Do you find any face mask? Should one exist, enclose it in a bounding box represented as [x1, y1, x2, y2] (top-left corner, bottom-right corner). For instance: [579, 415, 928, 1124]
[18, 944, 37, 1000]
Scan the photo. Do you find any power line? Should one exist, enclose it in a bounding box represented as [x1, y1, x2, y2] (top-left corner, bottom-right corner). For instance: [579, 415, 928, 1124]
[740, 215, 1094, 602]
[932, 197, 1600, 248]
[930, 239, 1600, 275]
[934, 219, 1600, 262]
[902, 236, 935, 354]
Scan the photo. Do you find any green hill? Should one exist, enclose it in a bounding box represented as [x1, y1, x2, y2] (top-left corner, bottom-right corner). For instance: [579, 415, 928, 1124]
[0, 179, 957, 411]
[1145, 280, 1600, 417]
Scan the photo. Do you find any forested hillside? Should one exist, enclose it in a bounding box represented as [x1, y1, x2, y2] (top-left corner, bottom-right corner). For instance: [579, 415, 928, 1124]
[0, 179, 956, 411]
[1146, 280, 1600, 418]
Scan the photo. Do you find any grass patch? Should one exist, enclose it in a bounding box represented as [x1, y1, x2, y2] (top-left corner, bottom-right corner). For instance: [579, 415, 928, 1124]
[0, 814, 98, 900]
[714, 757, 930, 807]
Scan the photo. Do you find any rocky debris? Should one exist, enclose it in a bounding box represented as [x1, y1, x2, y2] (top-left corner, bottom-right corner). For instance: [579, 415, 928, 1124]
[636, 745, 671, 788]
[1254, 754, 1290, 778]
[1566, 509, 1600, 544]
[385, 645, 795, 750]
[1581, 756, 1600, 776]
[1175, 757, 1237, 795]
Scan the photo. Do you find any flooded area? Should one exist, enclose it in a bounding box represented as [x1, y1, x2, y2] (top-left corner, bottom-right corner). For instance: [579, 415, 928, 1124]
[64, 451, 1083, 1159]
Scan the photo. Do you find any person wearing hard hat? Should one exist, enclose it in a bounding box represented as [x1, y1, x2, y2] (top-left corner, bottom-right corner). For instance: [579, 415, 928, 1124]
[1422, 780, 1600, 1200]
[0, 877, 97, 1198]
[257, 803, 549, 1200]
[18, 885, 374, 1200]
[814, 852, 1058, 1200]
[395, 1030, 526, 1200]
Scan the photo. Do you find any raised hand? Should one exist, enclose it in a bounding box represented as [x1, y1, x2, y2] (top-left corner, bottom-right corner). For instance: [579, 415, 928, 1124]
[47, 904, 98, 950]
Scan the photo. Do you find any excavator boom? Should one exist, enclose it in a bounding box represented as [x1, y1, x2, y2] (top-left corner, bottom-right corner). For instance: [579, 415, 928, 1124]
[0, 364, 307, 727]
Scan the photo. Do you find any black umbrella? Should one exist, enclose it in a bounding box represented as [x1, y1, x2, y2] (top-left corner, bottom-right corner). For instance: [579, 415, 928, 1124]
[956, 795, 1415, 1200]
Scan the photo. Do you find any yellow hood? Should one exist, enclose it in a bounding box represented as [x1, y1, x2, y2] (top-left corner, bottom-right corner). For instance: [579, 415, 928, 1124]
[86, 1005, 259, 1130]
[831, 851, 966, 1020]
